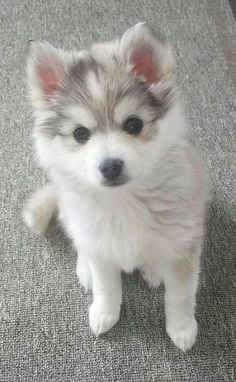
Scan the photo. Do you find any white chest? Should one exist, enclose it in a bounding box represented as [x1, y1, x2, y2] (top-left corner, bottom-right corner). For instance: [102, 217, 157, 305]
[59, 189, 157, 272]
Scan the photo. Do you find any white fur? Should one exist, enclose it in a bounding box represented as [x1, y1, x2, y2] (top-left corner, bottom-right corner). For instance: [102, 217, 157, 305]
[23, 23, 208, 351]
[86, 71, 104, 100]
[65, 105, 97, 129]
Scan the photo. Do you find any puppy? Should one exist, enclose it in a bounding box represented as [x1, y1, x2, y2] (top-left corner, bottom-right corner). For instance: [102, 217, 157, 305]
[23, 23, 208, 351]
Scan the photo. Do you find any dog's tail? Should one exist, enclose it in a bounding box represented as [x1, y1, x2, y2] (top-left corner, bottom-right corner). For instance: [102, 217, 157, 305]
[23, 183, 57, 235]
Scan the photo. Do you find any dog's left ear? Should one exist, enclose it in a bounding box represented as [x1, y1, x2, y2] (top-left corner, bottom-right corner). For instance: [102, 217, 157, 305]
[120, 23, 175, 85]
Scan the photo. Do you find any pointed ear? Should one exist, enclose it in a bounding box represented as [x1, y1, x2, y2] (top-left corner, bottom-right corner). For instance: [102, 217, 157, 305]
[120, 23, 175, 85]
[26, 41, 69, 106]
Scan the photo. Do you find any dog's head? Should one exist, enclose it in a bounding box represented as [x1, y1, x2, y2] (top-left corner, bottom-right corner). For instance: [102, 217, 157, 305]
[27, 23, 182, 189]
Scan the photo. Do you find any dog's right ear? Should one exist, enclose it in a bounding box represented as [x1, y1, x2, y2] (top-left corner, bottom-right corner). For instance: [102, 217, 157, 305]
[26, 41, 69, 108]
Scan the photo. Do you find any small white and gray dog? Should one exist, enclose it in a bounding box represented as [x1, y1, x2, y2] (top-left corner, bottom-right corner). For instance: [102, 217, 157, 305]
[23, 23, 208, 351]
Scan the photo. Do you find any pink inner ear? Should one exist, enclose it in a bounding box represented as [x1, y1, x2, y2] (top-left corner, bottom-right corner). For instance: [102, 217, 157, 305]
[38, 61, 63, 99]
[131, 47, 159, 84]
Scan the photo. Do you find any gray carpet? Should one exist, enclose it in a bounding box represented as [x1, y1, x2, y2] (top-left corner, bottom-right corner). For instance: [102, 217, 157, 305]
[1, 0, 236, 381]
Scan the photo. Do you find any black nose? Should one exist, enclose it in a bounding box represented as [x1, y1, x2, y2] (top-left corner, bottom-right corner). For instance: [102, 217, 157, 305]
[99, 158, 124, 182]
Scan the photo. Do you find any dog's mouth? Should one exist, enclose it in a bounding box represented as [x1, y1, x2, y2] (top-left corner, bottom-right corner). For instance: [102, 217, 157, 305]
[103, 175, 130, 187]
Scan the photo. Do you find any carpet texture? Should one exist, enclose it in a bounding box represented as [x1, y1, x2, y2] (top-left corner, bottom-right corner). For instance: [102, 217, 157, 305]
[0, 0, 235, 381]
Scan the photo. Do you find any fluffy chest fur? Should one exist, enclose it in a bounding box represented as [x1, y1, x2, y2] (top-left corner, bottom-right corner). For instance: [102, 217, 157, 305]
[56, 164, 201, 273]
[58, 186, 157, 272]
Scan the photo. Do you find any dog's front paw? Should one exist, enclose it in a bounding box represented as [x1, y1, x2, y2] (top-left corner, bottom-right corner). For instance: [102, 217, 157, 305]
[89, 302, 120, 336]
[167, 319, 198, 352]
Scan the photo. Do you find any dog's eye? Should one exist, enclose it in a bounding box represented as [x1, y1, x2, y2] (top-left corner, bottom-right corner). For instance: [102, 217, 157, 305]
[73, 126, 91, 144]
[123, 117, 143, 136]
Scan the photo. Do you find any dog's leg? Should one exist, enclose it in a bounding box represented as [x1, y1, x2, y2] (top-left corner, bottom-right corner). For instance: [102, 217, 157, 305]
[140, 262, 161, 289]
[23, 183, 56, 235]
[76, 256, 92, 292]
[89, 259, 122, 336]
[163, 251, 200, 352]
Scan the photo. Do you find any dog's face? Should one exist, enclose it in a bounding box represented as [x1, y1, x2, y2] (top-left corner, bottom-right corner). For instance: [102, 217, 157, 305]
[27, 23, 178, 189]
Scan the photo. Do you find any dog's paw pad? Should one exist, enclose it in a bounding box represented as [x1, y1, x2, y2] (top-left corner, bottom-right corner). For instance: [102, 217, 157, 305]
[167, 319, 198, 352]
[89, 302, 120, 336]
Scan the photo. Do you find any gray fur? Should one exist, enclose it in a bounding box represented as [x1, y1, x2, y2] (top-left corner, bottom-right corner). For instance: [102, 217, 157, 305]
[37, 51, 176, 140]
